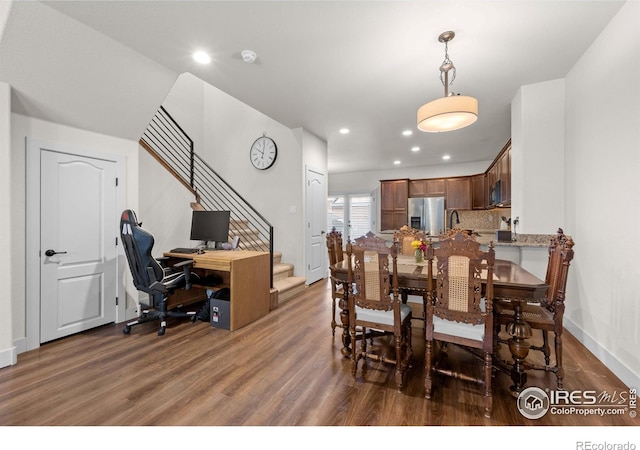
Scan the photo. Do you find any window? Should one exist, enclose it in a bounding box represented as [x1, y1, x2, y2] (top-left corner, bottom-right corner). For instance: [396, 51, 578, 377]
[327, 194, 372, 240]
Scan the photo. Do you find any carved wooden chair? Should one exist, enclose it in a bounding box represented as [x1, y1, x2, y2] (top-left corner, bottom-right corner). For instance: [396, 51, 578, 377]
[494, 228, 575, 388]
[347, 232, 413, 390]
[424, 230, 495, 418]
[393, 225, 428, 320]
[327, 228, 346, 335]
[393, 225, 426, 256]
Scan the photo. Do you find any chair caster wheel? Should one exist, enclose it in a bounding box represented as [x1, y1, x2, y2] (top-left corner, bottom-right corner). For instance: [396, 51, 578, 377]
[158, 328, 165, 336]
[123, 326, 131, 334]
[191, 315, 197, 323]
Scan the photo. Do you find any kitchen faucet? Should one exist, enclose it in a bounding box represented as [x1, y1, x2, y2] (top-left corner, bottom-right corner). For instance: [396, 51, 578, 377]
[448, 209, 460, 230]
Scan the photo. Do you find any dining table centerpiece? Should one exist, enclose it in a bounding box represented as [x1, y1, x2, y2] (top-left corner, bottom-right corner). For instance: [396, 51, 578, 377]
[411, 239, 427, 263]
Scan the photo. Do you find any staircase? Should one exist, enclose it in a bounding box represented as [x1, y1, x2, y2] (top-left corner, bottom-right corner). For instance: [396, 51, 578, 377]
[141, 106, 306, 305]
[228, 217, 306, 309]
[271, 251, 306, 309]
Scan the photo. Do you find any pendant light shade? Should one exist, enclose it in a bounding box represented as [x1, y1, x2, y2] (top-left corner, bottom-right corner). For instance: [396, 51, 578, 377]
[417, 95, 478, 132]
[417, 31, 478, 133]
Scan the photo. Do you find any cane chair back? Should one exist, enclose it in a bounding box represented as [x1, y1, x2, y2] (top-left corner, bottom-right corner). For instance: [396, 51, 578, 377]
[347, 232, 412, 390]
[424, 229, 495, 418]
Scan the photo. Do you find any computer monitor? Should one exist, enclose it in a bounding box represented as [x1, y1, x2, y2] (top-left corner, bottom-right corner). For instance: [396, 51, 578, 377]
[189, 210, 231, 249]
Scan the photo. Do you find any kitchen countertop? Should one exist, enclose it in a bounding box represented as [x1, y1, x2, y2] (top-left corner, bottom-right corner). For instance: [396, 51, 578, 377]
[474, 230, 552, 248]
[379, 230, 553, 248]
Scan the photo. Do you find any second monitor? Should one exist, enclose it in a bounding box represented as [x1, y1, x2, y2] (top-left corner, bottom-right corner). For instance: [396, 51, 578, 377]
[190, 210, 231, 249]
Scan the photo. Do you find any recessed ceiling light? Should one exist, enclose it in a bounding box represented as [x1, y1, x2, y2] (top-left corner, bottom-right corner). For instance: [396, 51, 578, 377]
[339, 128, 350, 134]
[402, 130, 413, 136]
[193, 51, 211, 64]
[411, 146, 420, 152]
[442, 155, 451, 160]
[394, 160, 401, 165]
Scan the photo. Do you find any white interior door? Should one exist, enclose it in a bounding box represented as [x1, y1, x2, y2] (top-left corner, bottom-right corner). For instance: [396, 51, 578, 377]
[306, 167, 326, 284]
[39, 150, 118, 343]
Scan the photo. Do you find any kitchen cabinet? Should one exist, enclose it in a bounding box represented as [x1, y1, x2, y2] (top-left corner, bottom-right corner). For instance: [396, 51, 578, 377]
[380, 179, 409, 231]
[471, 174, 486, 209]
[487, 139, 511, 207]
[445, 177, 472, 210]
[409, 178, 445, 197]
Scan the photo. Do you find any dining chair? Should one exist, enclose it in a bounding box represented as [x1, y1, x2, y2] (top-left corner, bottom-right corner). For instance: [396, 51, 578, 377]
[424, 229, 495, 418]
[494, 228, 575, 388]
[393, 225, 428, 321]
[347, 232, 413, 390]
[327, 228, 346, 335]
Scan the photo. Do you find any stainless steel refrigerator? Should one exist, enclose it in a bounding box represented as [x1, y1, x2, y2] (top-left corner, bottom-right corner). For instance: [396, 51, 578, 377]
[407, 197, 445, 236]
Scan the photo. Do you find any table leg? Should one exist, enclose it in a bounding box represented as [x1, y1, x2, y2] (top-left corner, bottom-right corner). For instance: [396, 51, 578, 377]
[505, 300, 532, 395]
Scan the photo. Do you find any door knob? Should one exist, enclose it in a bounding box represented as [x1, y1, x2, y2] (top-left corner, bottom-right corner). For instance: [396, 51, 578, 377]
[45, 249, 67, 257]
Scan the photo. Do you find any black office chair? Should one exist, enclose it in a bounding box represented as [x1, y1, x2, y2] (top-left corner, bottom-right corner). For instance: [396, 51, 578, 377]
[120, 209, 201, 336]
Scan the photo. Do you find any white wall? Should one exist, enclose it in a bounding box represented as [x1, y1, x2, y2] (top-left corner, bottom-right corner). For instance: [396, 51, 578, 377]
[563, 0, 640, 388]
[7, 114, 140, 360]
[139, 73, 307, 276]
[0, 81, 15, 368]
[511, 78, 566, 235]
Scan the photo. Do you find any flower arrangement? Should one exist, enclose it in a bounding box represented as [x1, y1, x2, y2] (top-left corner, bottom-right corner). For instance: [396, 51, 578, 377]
[411, 239, 427, 263]
[411, 239, 427, 252]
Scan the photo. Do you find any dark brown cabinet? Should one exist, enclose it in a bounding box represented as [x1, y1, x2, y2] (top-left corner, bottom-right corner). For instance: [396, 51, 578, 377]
[445, 177, 472, 210]
[380, 179, 409, 231]
[487, 139, 511, 207]
[409, 178, 445, 197]
[471, 174, 486, 210]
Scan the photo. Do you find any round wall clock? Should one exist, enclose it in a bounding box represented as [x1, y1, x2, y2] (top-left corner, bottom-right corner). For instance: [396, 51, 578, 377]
[249, 135, 278, 170]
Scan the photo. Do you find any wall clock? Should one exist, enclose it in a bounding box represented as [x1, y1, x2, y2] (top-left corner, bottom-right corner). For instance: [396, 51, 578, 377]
[249, 135, 277, 170]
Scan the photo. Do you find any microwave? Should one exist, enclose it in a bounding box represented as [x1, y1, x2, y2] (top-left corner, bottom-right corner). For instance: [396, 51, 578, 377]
[490, 180, 502, 205]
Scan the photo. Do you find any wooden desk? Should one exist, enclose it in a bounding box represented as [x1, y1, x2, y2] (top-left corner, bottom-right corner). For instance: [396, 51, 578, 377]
[330, 255, 548, 392]
[164, 250, 271, 331]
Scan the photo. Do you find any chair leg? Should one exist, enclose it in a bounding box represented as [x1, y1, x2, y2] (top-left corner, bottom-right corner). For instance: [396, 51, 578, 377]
[542, 330, 551, 366]
[555, 332, 565, 389]
[424, 340, 433, 399]
[483, 351, 493, 418]
[350, 325, 359, 378]
[331, 297, 337, 336]
[394, 334, 404, 390]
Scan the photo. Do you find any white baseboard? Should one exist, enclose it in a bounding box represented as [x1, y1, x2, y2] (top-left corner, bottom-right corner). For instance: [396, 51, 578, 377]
[565, 317, 640, 389]
[0, 345, 18, 369]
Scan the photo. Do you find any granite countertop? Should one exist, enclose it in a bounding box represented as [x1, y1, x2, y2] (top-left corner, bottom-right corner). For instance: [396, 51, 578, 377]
[378, 230, 554, 248]
[474, 230, 552, 247]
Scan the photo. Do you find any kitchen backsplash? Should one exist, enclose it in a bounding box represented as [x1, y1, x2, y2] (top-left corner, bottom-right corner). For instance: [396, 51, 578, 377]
[450, 208, 512, 233]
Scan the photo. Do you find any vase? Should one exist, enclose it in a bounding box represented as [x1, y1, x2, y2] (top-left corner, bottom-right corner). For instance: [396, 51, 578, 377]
[415, 248, 424, 263]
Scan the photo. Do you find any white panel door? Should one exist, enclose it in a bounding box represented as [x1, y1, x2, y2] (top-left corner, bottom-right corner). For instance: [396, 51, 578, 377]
[40, 150, 118, 343]
[306, 167, 326, 284]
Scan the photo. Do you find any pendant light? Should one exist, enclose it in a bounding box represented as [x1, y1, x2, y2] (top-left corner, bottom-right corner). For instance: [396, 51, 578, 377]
[417, 31, 478, 132]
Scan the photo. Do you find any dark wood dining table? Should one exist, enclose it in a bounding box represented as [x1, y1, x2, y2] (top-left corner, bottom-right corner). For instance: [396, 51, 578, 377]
[330, 255, 549, 394]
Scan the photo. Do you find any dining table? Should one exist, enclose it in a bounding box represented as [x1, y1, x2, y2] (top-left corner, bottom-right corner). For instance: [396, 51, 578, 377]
[329, 254, 549, 394]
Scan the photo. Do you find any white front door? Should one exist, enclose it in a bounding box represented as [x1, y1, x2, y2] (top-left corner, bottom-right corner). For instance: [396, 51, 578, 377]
[39, 149, 119, 343]
[305, 167, 326, 284]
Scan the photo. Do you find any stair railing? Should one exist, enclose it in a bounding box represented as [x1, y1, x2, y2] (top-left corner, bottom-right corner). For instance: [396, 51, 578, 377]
[141, 106, 274, 287]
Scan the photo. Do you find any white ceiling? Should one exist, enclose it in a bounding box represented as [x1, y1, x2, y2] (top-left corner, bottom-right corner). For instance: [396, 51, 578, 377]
[18, 1, 628, 173]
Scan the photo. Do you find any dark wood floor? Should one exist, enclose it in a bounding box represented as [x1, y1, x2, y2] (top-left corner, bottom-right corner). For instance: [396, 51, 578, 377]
[0, 279, 637, 428]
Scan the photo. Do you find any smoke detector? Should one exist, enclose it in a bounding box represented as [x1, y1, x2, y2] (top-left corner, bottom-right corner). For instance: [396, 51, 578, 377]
[241, 50, 257, 63]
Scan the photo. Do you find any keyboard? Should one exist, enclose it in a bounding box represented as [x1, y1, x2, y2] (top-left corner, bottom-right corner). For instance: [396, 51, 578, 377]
[170, 247, 198, 254]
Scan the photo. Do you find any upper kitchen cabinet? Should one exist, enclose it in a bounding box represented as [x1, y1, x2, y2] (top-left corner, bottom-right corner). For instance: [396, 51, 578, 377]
[471, 174, 487, 210]
[487, 139, 511, 207]
[380, 179, 409, 231]
[445, 177, 472, 210]
[409, 178, 446, 197]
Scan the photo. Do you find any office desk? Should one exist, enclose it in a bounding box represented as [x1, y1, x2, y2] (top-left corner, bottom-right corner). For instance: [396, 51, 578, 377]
[164, 250, 271, 331]
[330, 255, 548, 392]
